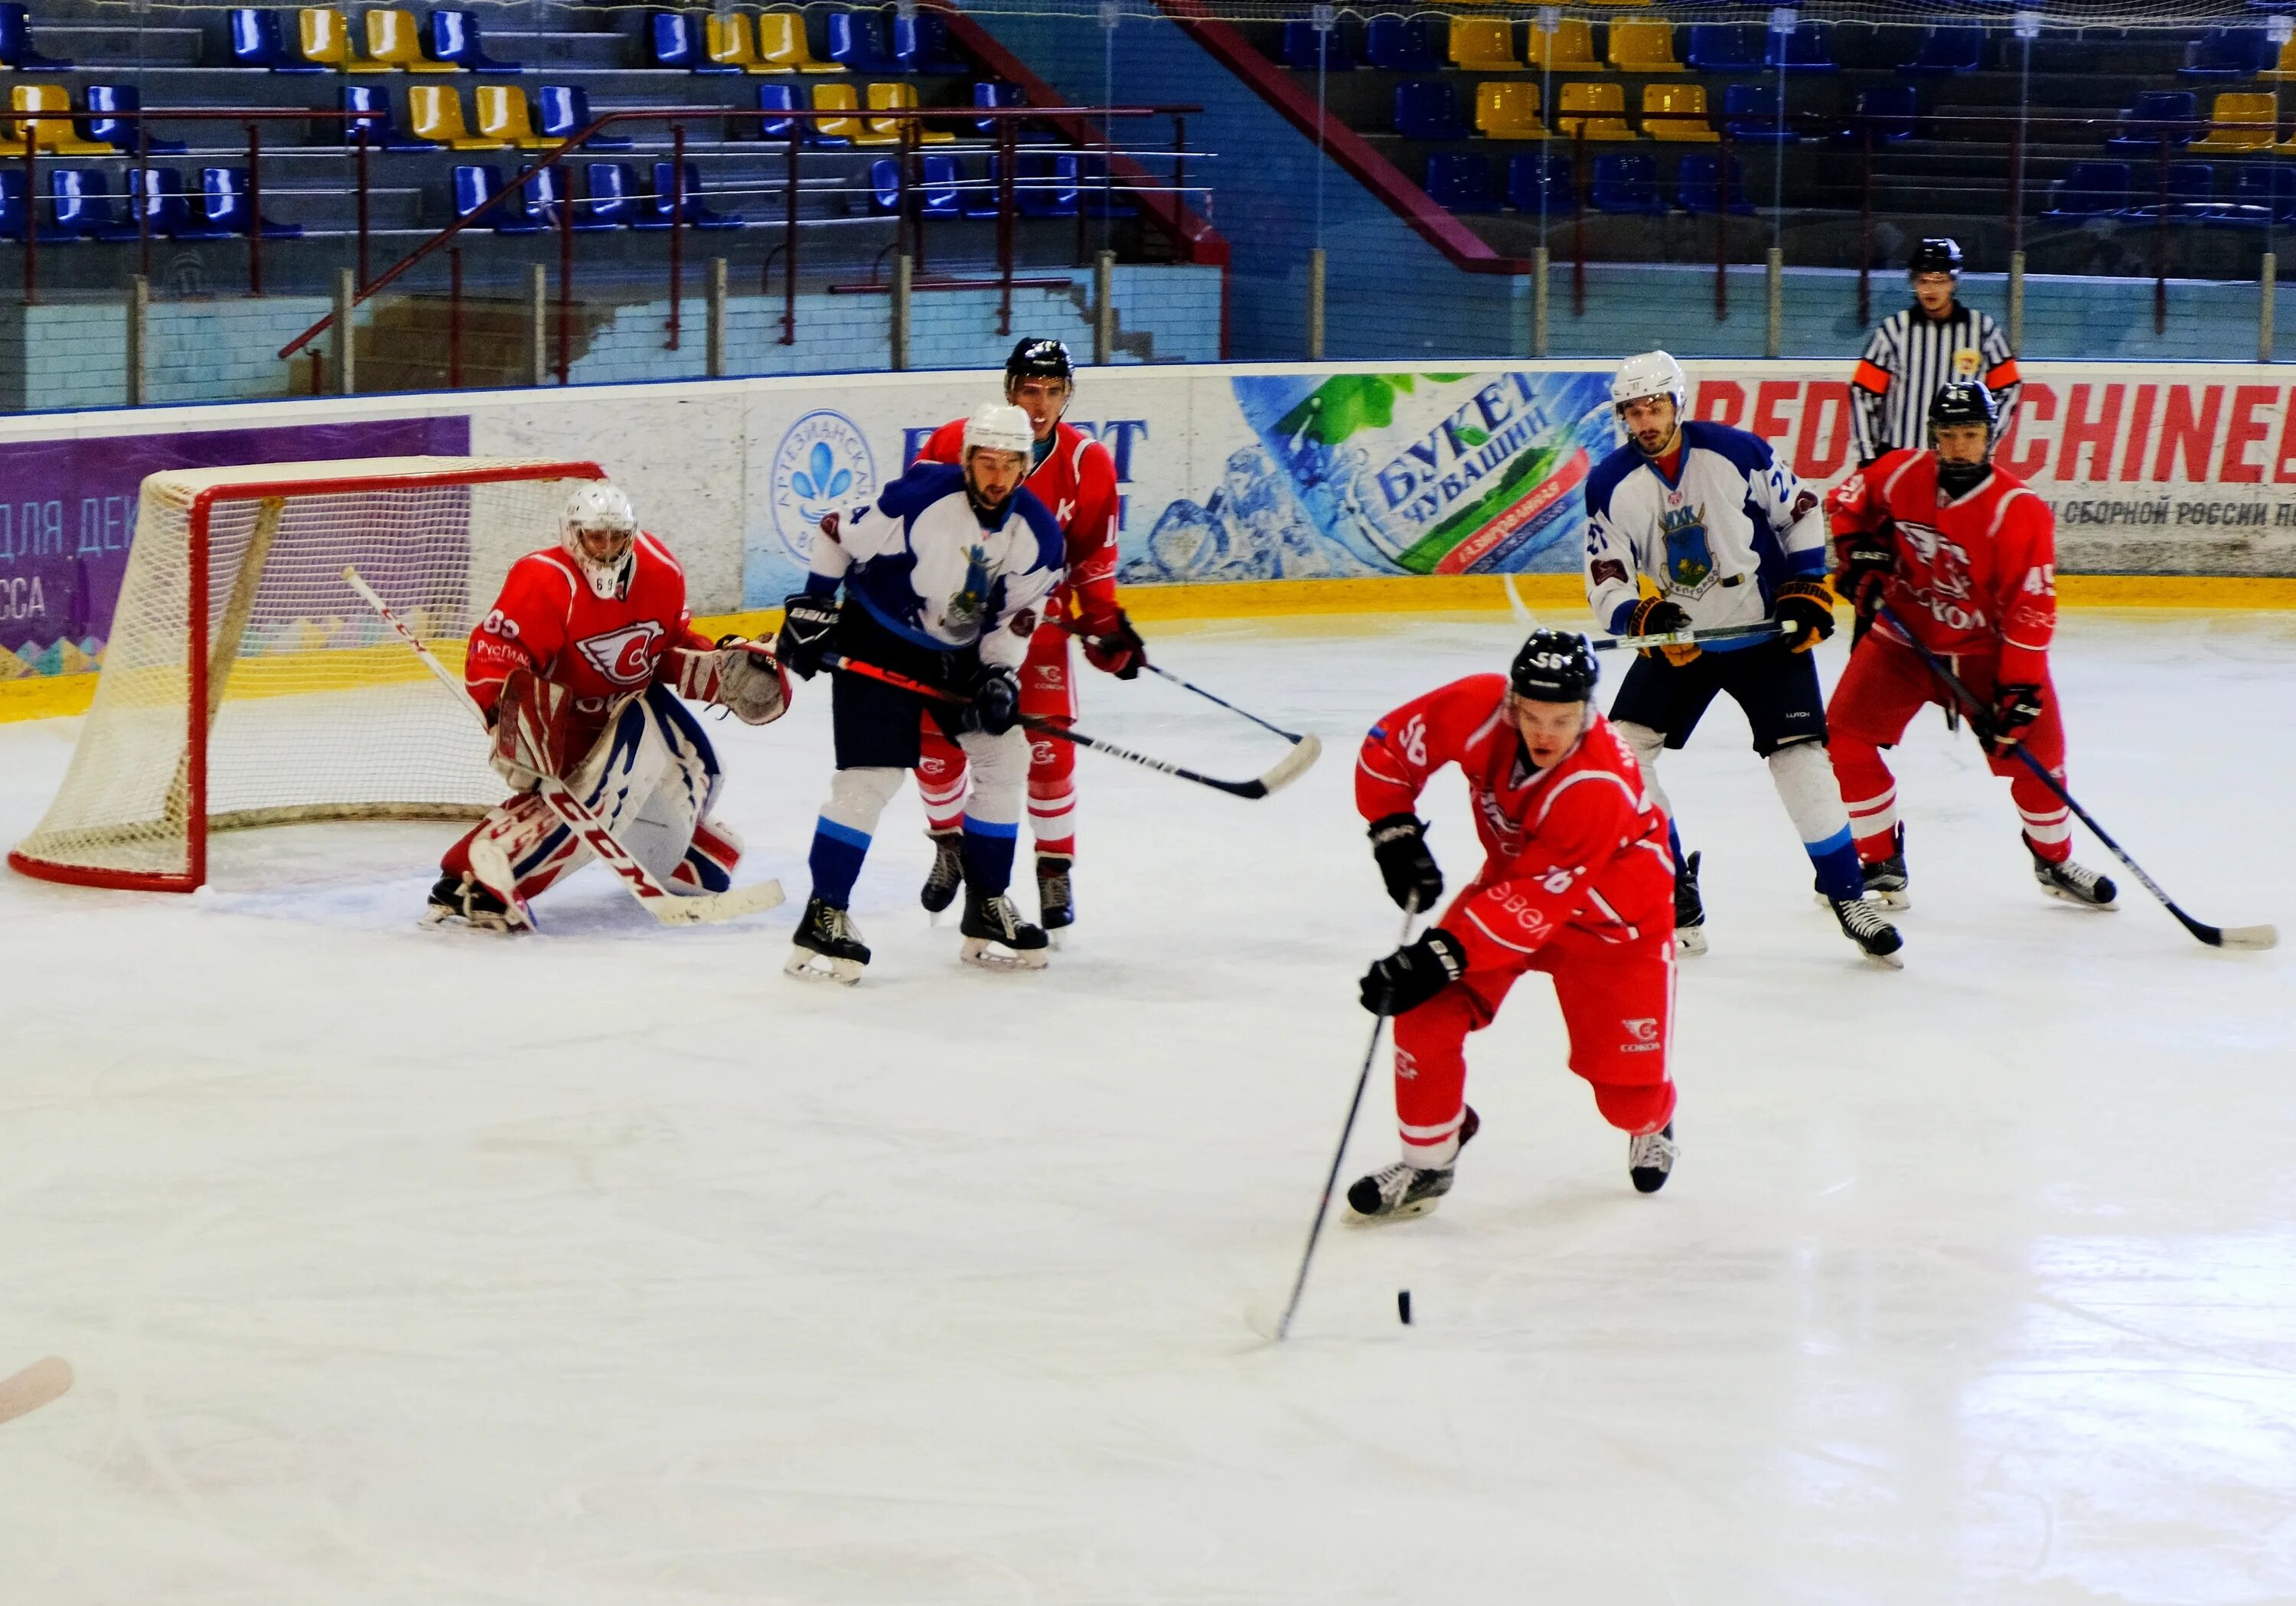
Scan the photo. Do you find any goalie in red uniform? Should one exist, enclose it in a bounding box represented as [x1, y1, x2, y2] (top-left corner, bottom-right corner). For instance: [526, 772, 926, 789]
[909, 338, 1146, 932]
[1348, 632, 1681, 1217]
[426, 482, 790, 930]
[1824, 382, 2117, 912]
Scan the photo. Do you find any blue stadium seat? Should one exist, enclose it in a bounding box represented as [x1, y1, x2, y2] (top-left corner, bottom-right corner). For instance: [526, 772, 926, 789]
[429, 10, 523, 73]
[2215, 163, 2296, 224]
[1677, 152, 1754, 215]
[1393, 80, 1469, 142]
[538, 85, 631, 149]
[1078, 154, 1136, 217]
[968, 80, 1052, 142]
[751, 83, 799, 139]
[1684, 24, 1763, 74]
[2183, 29, 2275, 79]
[0, 169, 53, 240]
[230, 8, 321, 70]
[1592, 152, 1663, 214]
[50, 168, 136, 240]
[827, 11, 908, 74]
[1723, 83, 1796, 143]
[340, 86, 441, 152]
[1848, 86, 1918, 145]
[1900, 27, 1981, 77]
[898, 13, 968, 73]
[584, 162, 647, 226]
[1424, 152, 1499, 214]
[1764, 21, 1835, 73]
[1016, 152, 1080, 217]
[129, 166, 230, 240]
[650, 11, 735, 71]
[649, 159, 744, 227]
[1280, 21, 1355, 70]
[2106, 91, 2199, 152]
[453, 164, 545, 233]
[0, 3, 70, 68]
[83, 87, 186, 155]
[2123, 161, 2214, 218]
[527, 162, 614, 230]
[1365, 14, 1442, 72]
[2043, 160, 2130, 218]
[1506, 151, 1572, 212]
[865, 153, 961, 214]
[201, 166, 302, 237]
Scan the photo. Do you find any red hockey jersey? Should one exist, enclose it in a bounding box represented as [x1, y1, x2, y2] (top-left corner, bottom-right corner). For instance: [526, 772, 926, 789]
[465, 533, 711, 729]
[1356, 675, 1675, 969]
[917, 417, 1121, 633]
[1825, 450, 2056, 685]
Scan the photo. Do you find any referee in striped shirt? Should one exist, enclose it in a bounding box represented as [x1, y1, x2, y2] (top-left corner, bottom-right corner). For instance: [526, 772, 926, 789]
[1850, 237, 2023, 466]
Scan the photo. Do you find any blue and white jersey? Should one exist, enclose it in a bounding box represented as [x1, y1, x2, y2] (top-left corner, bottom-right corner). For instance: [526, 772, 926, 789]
[1581, 419, 1825, 649]
[805, 462, 1065, 670]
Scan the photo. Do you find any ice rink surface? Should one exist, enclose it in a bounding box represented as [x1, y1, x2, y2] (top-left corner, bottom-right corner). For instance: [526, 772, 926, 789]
[2, 609, 2292, 1605]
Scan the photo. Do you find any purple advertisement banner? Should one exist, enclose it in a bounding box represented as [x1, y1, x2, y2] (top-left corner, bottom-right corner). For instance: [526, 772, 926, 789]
[0, 416, 469, 671]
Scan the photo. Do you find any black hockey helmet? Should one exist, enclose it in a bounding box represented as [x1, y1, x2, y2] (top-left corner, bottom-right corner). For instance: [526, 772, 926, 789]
[1928, 380, 1998, 442]
[1006, 338, 1075, 387]
[1509, 630, 1600, 703]
[1909, 237, 1965, 280]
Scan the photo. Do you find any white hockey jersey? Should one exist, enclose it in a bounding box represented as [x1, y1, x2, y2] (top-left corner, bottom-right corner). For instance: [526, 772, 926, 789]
[1581, 419, 1827, 648]
[805, 462, 1065, 670]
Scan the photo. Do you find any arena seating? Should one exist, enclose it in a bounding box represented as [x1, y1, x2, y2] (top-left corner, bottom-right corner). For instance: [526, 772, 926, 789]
[1676, 152, 1754, 216]
[1643, 83, 1717, 143]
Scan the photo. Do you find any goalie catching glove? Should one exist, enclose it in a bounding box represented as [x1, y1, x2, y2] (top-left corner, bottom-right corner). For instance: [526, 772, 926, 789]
[1771, 576, 1836, 652]
[672, 637, 791, 726]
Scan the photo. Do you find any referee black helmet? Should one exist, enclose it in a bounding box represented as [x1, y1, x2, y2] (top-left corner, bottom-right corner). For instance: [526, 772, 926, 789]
[1908, 237, 1965, 280]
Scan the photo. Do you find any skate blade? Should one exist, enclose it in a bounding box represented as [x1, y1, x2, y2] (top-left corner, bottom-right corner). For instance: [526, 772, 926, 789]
[1348, 1197, 1443, 1224]
[960, 937, 1049, 970]
[2038, 884, 2117, 912]
[1871, 889, 1910, 911]
[784, 947, 865, 986]
[1675, 926, 1707, 958]
[419, 906, 523, 935]
[1861, 948, 1906, 971]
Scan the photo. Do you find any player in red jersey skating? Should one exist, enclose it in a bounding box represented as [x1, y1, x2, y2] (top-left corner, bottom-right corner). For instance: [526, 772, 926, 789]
[910, 338, 1146, 933]
[1825, 381, 2117, 912]
[1348, 632, 1681, 1216]
[426, 482, 788, 929]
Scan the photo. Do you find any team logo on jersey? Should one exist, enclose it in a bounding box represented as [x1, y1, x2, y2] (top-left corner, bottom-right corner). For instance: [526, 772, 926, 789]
[946, 545, 992, 633]
[574, 621, 665, 687]
[1660, 504, 1715, 593]
[1893, 521, 1975, 601]
[1623, 1017, 1660, 1043]
[768, 410, 878, 567]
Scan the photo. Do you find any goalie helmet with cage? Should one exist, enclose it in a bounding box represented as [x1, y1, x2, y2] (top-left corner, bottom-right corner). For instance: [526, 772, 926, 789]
[562, 481, 638, 601]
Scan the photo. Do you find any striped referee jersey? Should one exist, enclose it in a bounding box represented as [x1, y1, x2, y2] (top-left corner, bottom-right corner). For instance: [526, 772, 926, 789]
[1850, 301, 2022, 465]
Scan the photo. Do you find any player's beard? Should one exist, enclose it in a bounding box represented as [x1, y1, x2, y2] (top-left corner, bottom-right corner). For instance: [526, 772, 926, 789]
[964, 481, 1015, 527]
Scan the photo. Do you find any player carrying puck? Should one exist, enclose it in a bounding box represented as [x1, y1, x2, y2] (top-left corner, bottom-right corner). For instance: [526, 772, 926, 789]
[909, 338, 1146, 934]
[1348, 632, 1679, 1216]
[776, 403, 1066, 981]
[427, 482, 789, 930]
[1584, 350, 1903, 967]
[1824, 381, 2117, 913]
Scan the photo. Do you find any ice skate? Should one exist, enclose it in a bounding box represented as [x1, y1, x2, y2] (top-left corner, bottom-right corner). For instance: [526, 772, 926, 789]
[422, 872, 526, 934]
[959, 888, 1050, 970]
[1628, 1122, 1677, 1194]
[1036, 854, 1074, 935]
[2030, 841, 2117, 909]
[920, 832, 963, 920]
[1347, 1105, 1478, 1220]
[1674, 849, 1707, 957]
[1829, 895, 1904, 968]
[1863, 827, 1910, 910]
[786, 896, 870, 984]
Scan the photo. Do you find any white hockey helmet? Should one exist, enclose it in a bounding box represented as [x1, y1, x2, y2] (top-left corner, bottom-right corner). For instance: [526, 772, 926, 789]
[961, 403, 1035, 462]
[562, 481, 638, 599]
[1611, 350, 1688, 416]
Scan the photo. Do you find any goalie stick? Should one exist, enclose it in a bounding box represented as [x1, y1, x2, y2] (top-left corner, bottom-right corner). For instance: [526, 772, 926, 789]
[820, 653, 1322, 800]
[1499, 576, 1798, 652]
[1878, 604, 2275, 952]
[343, 566, 784, 928]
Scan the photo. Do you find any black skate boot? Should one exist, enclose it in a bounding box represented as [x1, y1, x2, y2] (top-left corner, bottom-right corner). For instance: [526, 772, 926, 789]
[1674, 849, 1707, 957]
[785, 896, 871, 984]
[1036, 854, 1074, 933]
[1347, 1105, 1479, 1220]
[920, 831, 963, 919]
[960, 887, 1050, 969]
[2029, 838, 2117, 909]
[1863, 826, 1910, 910]
[1628, 1122, 1677, 1194]
[1829, 895, 1905, 968]
[423, 871, 525, 933]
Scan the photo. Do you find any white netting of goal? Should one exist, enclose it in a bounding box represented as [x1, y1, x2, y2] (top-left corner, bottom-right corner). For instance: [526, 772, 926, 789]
[10, 456, 605, 891]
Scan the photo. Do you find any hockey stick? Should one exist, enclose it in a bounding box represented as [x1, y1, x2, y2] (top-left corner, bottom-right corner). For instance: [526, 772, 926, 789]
[1877, 604, 2275, 952]
[343, 566, 784, 928]
[1141, 661, 1315, 746]
[820, 653, 1322, 800]
[0, 1356, 71, 1426]
[1274, 902, 1420, 1342]
[1498, 576, 1799, 652]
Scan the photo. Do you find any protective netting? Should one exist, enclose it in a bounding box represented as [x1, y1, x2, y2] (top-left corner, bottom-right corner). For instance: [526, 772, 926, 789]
[11, 458, 603, 890]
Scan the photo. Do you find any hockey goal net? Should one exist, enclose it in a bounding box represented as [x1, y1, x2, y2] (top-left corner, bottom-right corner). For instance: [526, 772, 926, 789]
[9, 455, 607, 892]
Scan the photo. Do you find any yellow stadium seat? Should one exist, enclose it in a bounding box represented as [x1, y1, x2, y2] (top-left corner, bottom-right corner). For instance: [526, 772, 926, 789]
[758, 11, 842, 73]
[865, 81, 955, 145]
[475, 85, 556, 149]
[407, 84, 503, 149]
[706, 12, 772, 73]
[1448, 17, 1519, 73]
[1526, 18, 1601, 74]
[300, 8, 390, 72]
[1556, 80, 1634, 141]
[4, 85, 112, 154]
[2264, 37, 2296, 80]
[1642, 81, 1714, 141]
[366, 8, 458, 70]
[1608, 21, 1684, 73]
[1582, 0, 1651, 8]
[2194, 91, 2276, 151]
[1475, 80, 1544, 140]
[812, 81, 862, 140]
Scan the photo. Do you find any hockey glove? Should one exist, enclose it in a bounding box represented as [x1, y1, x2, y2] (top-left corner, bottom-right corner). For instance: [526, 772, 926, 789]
[1986, 682, 2044, 755]
[1627, 596, 1701, 667]
[1838, 524, 1896, 624]
[962, 664, 1022, 736]
[489, 668, 576, 791]
[695, 637, 791, 725]
[1358, 929, 1467, 1017]
[1081, 609, 1147, 681]
[1772, 576, 1837, 653]
[1368, 813, 1444, 914]
[775, 592, 839, 681]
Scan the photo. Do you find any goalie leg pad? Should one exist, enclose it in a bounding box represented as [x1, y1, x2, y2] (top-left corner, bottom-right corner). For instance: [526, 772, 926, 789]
[594, 687, 731, 896]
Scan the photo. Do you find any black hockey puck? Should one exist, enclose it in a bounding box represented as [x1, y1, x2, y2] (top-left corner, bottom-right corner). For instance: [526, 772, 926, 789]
[1397, 1289, 1412, 1326]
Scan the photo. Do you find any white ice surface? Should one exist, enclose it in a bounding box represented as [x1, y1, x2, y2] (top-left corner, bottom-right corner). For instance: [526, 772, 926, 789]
[1, 610, 2292, 1605]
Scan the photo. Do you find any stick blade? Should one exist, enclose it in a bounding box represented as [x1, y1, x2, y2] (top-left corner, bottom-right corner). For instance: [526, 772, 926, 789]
[2213, 922, 2278, 952]
[0, 1356, 73, 1426]
[649, 878, 786, 926]
[1252, 732, 1323, 798]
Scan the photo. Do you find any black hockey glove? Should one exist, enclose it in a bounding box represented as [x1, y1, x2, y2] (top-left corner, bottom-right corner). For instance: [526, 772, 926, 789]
[1358, 929, 1467, 1017]
[1626, 596, 1699, 666]
[1081, 610, 1147, 681]
[962, 663, 1022, 736]
[775, 592, 839, 681]
[1838, 523, 1896, 620]
[1986, 682, 2044, 755]
[1772, 576, 1836, 654]
[1368, 813, 1443, 914]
